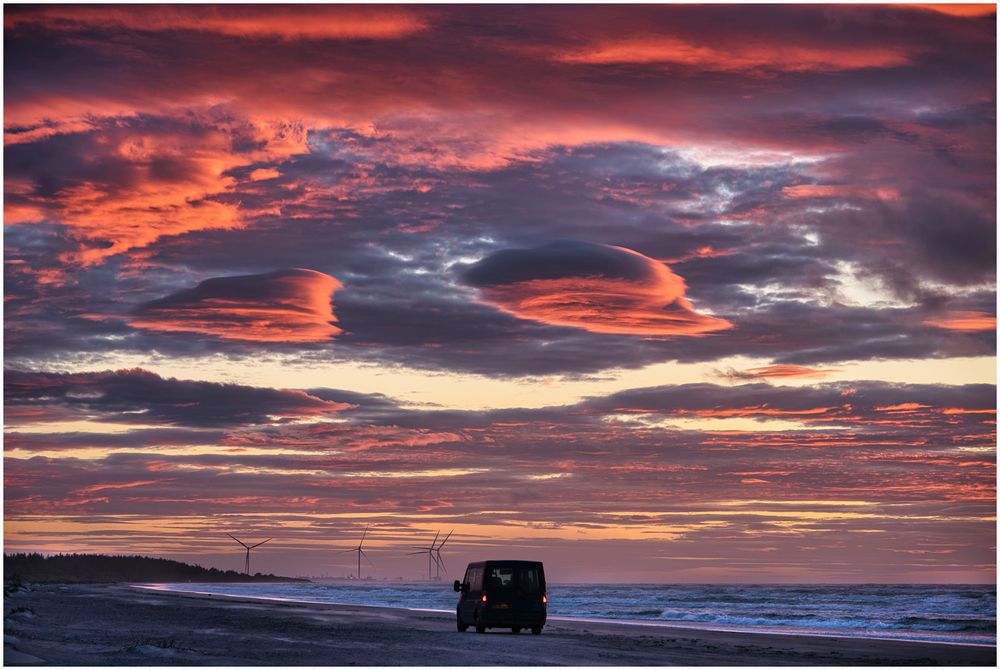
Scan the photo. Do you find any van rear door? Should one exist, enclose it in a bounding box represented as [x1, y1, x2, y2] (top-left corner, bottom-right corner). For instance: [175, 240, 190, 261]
[514, 563, 544, 612]
[483, 563, 516, 612]
[484, 562, 544, 615]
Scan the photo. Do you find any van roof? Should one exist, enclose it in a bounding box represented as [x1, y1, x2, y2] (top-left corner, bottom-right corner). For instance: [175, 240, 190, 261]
[467, 560, 543, 567]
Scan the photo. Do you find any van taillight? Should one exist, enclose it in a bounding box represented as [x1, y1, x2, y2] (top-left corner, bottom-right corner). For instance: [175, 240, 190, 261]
[481, 594, 487, 603]
[542, 594, 547, 604]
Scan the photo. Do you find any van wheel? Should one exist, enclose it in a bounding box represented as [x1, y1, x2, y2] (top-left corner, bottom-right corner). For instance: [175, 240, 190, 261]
[457, 617, 468, 632]
[475, 613, 486, 634]
[531, 626, 542, 635]
[511, 627, 520, 634]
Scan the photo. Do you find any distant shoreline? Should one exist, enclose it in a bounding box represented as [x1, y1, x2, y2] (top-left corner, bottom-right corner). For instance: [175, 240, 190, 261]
[135, 583, 996, 649]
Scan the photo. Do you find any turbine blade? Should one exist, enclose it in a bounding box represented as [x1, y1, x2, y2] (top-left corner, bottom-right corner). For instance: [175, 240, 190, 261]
[437, 530, 453, 549]
[430, 530, 440, 550]
[249, 538, 272, 548]
[227, 533, 249, 549]
[360, 550, 375, 567]
[332, 548, 356, 554]
[435, 554, 446, 570]
[359, 524, 369, 548]
[405, 551, 426, 555]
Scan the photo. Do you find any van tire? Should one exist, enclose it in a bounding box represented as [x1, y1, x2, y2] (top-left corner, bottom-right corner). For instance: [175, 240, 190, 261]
[475, 614, 486, 634]
[457, 618, 468, 632]
[511, 627, 520, 634]
[531, 626, 542, 635]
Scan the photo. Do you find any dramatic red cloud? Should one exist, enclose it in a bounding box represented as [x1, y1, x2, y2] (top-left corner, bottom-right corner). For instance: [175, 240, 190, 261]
[876, 403, 932, 412]
[77, 480, 162, 495]
[4, 5, 427, 40]
[659, 246, 736, 265]
[467, 242, 731, 337]
[249, 168, 281, 182]
[941, 407, 997, 415]
[742, 365, 841, 380]
[680, 405, 841, 418]
[909, 4, 997, 17]
[3, 4, 993, 177]
[5, 118, 308, 269]
[129, 269, 343, 343]
[924, 311, 996, 332]
[782, 184, 902, 202]
[554, 38, 914, 72]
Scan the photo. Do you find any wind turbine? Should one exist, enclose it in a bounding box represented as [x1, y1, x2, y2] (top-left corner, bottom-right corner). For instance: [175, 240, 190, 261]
[227, 533, 272, 576]
[335, 525, 373, 579]
[433, 530, 453, 580]
[407, 531, 440, 581]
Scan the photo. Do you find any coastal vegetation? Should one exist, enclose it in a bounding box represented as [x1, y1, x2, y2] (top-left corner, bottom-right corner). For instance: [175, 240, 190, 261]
[4, 553, 307, 585]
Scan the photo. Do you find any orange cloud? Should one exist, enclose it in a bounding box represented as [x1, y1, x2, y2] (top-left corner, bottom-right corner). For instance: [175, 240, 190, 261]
[682, 405, 839, 418]
[924, 311, 996, 332]
[659, 245, 735, 265]
[77, 480, 162, 495]
[6, 118, 308, 270]
[782, 184, 901, 202]
[554, 38, 914, 72]
[4, 5, 427, 40]
[908, 4, 997, 17]
[876, 403, 933, 412]
[464, 242, 731, 337]
[249, 168, 282, 182]
[129, 269, 343, 343]
[732, 365, 841, 380]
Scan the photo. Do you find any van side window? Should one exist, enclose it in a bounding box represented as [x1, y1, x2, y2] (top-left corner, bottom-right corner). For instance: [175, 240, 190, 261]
[469, 568, 483, 591]
[487, 566, 515, 589]
[519, 568, 541, 594]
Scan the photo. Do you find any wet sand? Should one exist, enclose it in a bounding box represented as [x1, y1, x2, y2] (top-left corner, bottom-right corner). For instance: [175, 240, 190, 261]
[3, 583, 996, 665]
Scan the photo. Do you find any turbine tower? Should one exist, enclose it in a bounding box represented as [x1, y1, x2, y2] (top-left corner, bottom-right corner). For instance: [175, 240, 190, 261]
[407, 530, 440, 581]
[433, 530, 453, 580]
[335, 524, 373, 579]
[227, 533, 272, 576]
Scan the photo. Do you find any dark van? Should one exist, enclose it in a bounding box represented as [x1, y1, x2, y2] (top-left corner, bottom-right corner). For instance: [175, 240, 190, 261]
[453, 560, 547, 634]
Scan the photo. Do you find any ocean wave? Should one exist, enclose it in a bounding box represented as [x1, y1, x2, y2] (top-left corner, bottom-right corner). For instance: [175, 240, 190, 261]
[150, 582, 997, 645]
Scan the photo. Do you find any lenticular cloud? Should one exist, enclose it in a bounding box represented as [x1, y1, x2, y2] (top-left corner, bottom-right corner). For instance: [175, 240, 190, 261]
[130, 268, 342, 343]
[461, 241, 731, 337]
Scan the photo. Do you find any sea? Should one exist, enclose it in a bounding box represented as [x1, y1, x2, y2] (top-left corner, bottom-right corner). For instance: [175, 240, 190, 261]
[144, 581, 996, 646]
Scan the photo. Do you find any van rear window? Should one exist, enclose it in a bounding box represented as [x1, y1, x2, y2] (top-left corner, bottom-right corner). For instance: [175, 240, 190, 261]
[487, 566, 514, 589]
[520, 567, 541, 594]
[469, 568, 483, 591]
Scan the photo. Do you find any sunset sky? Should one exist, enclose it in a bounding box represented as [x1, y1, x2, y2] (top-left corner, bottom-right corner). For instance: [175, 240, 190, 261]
[3, 3, 996, 583]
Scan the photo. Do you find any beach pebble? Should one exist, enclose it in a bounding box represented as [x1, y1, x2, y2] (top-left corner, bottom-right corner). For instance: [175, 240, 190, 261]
[10, 611, 35, 622]
[4, 635, 20, 645]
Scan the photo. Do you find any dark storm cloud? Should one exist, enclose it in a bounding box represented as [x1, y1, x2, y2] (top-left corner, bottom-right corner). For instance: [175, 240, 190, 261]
[5, 427, 224, 453]
[578, 381, 997, 424]
[4, 368, 352, 427]
[461, 240, 655, 286]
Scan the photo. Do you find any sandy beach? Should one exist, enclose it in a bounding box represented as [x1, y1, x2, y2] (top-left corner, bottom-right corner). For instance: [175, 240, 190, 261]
[2, 583, 995, 666]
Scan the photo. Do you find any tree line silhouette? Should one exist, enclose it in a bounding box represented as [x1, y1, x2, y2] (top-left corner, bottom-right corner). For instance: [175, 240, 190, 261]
[4, 553, 307, 584]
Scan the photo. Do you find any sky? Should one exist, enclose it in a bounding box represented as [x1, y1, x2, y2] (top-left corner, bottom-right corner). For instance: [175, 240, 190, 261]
[3, 3, 996, 583]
